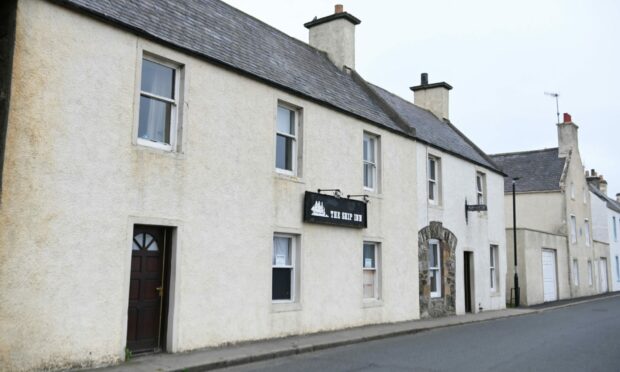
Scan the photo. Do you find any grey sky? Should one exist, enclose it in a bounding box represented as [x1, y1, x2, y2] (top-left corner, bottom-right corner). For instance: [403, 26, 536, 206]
[225, 0, 620, 196]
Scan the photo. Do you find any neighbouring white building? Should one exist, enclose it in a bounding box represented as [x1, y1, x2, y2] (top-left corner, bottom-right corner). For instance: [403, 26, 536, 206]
[491, 113, 610, 306]
[0, 0, 505, 370]
[588, 171, 620, 292]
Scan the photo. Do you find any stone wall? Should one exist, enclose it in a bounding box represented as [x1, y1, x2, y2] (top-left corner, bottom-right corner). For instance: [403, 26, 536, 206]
[419, 221, 457, 318]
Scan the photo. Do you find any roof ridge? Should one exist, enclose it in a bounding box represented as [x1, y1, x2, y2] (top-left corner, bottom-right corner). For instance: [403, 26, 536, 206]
[216, 0, 326, 56]
[490, 147, 559, 157]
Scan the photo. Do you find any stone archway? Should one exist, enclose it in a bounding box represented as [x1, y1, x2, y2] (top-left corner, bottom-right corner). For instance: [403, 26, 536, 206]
[418, 221, 457, 318]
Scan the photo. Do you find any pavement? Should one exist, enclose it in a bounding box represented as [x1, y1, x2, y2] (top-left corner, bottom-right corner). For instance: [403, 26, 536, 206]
[94, 293, 620, 372]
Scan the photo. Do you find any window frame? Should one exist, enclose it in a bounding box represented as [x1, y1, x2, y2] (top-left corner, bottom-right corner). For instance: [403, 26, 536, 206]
[613, 216, 618, 242]
[584, 219, 591, 247]
[570, 182, 575, 200]
[490, 245, 499, 292]
[272, 233, 298, 303]
[275, 103, 300, 176]
[429, 239, 442, 298]
[363, 133, 379, 192]
[476, 171, 486, 205]
[428, 155, 441, 205]
[137, 54, 181, 152]
[362, 242, 380, 300]
[573, 258, 579, 286]
[616, 256, 620, 282]
[570, 215, 577, 244]
[587, 260, 593, 286]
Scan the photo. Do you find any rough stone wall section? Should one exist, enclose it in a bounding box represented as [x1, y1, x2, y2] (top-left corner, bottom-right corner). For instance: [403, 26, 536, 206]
[419, 221, 457, 318]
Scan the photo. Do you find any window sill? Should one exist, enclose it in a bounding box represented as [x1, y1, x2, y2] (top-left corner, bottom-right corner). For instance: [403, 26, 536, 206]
[490, 292, 502, 298]
[271, 302, 302, 313]
[134, 142, 184, 159]
[428, 203, 443, 210]
[274, 172, 305, 184]
[365, 192, 383, 200]
[362, 298, 383, 308]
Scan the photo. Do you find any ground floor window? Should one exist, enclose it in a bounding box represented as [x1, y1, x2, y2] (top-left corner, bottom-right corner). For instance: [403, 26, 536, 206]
[363, 242, 380, 299]
[616, 256, 620, 281]
[573, 259, 579, 286]
[429, 239, 441, 298]
[490, 245, 499, 292]
[587, 260, 593, 286]
[272, 234, 297, 301]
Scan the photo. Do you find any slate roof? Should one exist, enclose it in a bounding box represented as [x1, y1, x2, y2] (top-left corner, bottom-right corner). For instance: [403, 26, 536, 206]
[589, 184, 620, 214]
[52, 0, 501, 173]
[489, 148, 566, 193]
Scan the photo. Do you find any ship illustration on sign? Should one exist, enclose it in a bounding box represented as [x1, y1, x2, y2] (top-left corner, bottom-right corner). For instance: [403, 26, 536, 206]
[310, 201, 328, 217]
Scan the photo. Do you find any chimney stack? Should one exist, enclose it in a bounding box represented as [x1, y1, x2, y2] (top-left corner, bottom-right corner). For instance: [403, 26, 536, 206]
[616, 193, 620, 203]
[586, 169, 600, 190]
[305, 4, 361, 70]
[599, 175, 608, 195]
[410, 73, 453, 120]
[557, 112, 579, 158]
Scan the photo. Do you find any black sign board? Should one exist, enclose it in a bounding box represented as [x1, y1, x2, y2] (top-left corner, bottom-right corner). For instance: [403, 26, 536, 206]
[466, 204, 488, 212]
[303, 191, 367, 228]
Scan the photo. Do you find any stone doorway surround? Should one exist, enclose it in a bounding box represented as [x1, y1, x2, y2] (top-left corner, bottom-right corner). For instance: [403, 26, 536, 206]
[419, 221, 457, 318]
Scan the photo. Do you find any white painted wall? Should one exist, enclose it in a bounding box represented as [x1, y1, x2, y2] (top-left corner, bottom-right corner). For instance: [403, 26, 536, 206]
[416, 144, 507, 314]
[590, 190, 620, 291]
[0, 1, 421, 370]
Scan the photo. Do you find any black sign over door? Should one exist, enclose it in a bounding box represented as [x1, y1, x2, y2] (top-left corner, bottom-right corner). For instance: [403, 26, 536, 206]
[303, 191, 367, 228]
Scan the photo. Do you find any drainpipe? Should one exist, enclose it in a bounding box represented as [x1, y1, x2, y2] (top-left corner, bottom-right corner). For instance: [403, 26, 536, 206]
[512, 178, 520, 307]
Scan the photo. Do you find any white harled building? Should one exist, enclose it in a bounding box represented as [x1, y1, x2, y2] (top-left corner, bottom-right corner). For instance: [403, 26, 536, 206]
[0, 1, 505, 370]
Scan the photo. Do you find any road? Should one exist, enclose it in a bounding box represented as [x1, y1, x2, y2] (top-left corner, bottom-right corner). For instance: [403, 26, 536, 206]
[225, 296, 620, 372]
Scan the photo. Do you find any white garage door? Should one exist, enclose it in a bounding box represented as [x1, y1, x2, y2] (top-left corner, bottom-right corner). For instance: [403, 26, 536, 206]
[542, 249, 558, 302]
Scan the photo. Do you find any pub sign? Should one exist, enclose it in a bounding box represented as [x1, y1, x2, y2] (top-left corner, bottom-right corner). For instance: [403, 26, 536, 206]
[303, 191, 367, 228]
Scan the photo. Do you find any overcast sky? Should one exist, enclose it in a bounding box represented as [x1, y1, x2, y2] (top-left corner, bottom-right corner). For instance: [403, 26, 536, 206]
[225, 0, 620, 196]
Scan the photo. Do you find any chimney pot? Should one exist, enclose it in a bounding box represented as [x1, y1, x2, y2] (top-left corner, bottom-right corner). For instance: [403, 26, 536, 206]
[563, 113, 572, 123]
[591, 169, 597, 177]
[616, 193, 620, 203]
[421, 73, 429, 85]
[335, 4, 344, 13]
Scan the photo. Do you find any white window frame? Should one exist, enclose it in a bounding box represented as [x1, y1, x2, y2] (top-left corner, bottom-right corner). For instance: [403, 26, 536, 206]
[362, 242, 380, 299]
[272, 234, 298, 303]
[570, 215, 577, 244]
[573, 259, 579, 286]
[476, 172, 486, 205]
[363, 133, 378, 192]
[429, 239, 441, 298]
[588, 260, 593, 286]
[428, 155, 441, 204]
[613, 217, 617, 242]
[616, 256, 620, 282]
[490, 245, 499, 292]
[584, 219, 591, 247]
[137, 55, 181, 152]
[275, 103, 300, 176]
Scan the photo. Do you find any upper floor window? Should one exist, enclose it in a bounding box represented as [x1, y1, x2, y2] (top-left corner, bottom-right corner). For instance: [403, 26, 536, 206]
[570, 182, 575, 200]
[363, 133, 378, 191]
[428, 156, 441, 204]
[570, 215, 577, 244]
[584, 219, 591, 247]
[429, 239, 441, 298]
[275, 104, 300, 175]
[613, 216, 617, 242]
[572, 258, 579, 286]
[138, 56, 181, 151]
[476, 172, 486, 205]
[587, 260, 593, 286]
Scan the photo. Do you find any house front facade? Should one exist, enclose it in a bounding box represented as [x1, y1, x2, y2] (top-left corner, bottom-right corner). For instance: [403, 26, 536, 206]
[0, 1, 504, 370]
[588, 172, 620, 292]
[491, 114, 608, 306]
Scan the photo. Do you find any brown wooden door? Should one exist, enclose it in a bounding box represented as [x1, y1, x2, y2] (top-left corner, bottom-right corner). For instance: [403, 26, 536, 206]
[127, 225, 166, 353]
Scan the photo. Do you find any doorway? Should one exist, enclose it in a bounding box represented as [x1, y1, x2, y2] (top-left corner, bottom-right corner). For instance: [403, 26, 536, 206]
[464, 251, 474, 313]
[127, 225, 171, 354]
